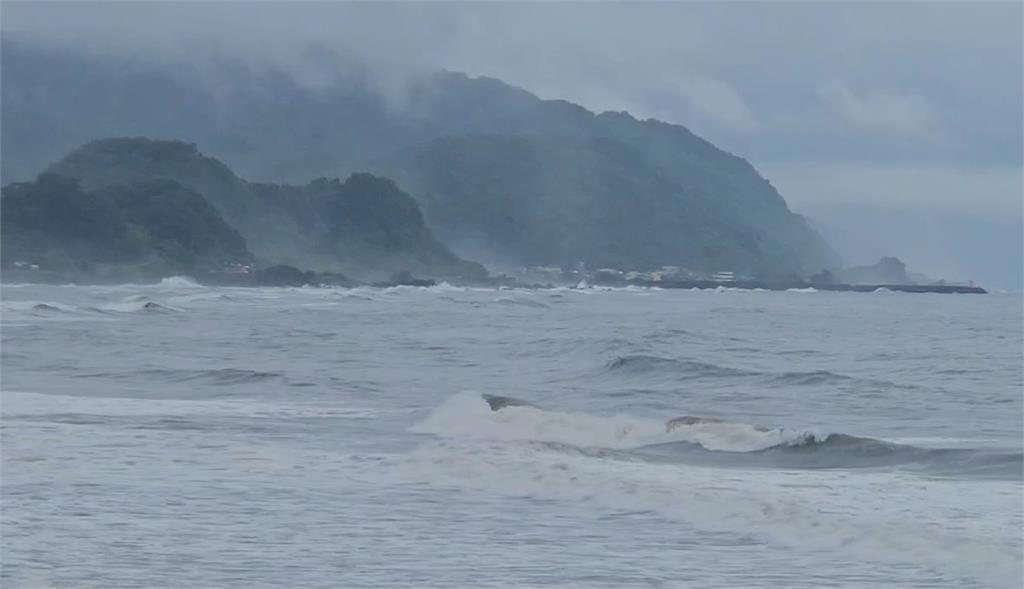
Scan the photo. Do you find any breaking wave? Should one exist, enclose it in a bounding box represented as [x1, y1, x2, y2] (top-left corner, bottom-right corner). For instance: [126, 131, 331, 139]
[157, 276, 204, 288]
[412, 392, 1022, 479]
[405, 394, 1022, 587]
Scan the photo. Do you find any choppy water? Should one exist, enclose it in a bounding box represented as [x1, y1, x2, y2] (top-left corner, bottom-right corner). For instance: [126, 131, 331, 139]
[2, 280, 1021, 588]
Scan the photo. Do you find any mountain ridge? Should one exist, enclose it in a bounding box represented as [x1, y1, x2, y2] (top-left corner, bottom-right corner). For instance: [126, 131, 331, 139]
[2, 37, 840, 277]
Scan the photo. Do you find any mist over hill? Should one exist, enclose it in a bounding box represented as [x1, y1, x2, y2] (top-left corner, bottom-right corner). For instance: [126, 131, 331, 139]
[2, 37, 838, 278]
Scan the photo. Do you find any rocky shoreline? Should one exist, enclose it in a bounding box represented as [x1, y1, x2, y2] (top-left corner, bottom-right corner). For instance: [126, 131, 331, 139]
[625, 279, 986, 294]
[2, 266, 986, 294]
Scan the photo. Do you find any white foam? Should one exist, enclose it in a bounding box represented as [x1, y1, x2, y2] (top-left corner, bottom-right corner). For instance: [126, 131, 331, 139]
[432, 281, 468, 293]
[403, 394, 1021, 586]
[397, 437, 1020, 587]
[411, 392, 667, 449]
[411, 392, 820, 453]
[156, 274, 202, 286]
[157, 275, 204, 288]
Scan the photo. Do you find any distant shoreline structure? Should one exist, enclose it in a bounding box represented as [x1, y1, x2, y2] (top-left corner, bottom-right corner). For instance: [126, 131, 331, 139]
[626, 279, 986, 294]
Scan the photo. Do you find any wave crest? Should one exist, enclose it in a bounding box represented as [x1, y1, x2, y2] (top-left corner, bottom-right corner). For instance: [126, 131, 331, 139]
[606, 354, 750, 379]
[412, 393, 1022, 478]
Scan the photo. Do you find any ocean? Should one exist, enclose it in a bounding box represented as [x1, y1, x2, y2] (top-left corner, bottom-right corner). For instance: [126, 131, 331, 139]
[1, 280, 1021, 588]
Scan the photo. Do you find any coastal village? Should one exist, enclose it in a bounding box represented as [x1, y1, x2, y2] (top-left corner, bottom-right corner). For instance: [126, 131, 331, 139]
[517, 264, 741, 285]
[514, 262, 984, 293]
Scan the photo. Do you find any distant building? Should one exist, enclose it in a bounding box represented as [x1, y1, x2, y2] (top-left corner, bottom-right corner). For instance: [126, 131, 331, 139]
[711, 271, 735, 282]
[659, 266, 696, 280]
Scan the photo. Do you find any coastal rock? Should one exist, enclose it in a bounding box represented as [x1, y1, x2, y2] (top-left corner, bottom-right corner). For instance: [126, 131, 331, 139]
[372, 271, 437, 288]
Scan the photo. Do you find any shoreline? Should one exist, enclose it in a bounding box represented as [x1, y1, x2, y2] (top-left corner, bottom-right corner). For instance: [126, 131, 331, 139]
[0, 273, 988, 294]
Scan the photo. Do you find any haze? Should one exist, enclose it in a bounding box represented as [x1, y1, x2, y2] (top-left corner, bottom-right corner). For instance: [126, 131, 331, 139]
[3, 1, 1021, 288]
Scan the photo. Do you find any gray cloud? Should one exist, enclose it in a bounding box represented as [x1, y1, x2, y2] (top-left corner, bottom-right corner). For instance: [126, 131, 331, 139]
[815, 81, 936, 135]
[3, 2, 1019, 163]
[761, 162, 1023, 218]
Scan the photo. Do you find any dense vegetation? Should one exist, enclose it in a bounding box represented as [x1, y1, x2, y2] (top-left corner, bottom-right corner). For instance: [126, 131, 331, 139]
[42, 138, 485, 280]
[2, 38, 839, 277]
[1, 172, 251, 277]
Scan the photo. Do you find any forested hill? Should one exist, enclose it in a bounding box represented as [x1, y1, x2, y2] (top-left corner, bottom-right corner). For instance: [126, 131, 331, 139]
[4, 138, 485, 281]
[2, 172, 251, 279]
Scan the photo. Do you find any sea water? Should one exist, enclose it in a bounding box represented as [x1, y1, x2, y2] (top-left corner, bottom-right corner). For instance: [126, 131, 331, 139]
[1, 281, 1021, 588]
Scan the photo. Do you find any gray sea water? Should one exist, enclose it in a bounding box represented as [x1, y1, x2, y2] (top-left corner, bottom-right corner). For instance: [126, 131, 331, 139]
[1, 279, 1021, 588]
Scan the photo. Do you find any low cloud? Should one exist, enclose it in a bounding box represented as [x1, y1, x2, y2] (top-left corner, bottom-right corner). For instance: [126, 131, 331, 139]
[761, 160, 1022, 289]
[674, 76, 758, 133]
[816, 81, 935, 134]
[761, 161, 1022, 218]
[3, 2, 1017, 171]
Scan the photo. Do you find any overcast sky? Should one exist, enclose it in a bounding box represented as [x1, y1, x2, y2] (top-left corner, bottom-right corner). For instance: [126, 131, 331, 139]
[3, 1, 1022, 282]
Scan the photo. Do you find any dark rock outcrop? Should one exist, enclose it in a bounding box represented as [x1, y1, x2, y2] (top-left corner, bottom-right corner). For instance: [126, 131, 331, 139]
[837, 257, 913, 285]
[372, 270, 437, 288]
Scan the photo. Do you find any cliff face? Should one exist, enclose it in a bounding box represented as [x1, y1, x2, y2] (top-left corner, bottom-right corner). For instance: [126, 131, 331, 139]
[3, 39, 839, 277]
[9, 138, 485, 281]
